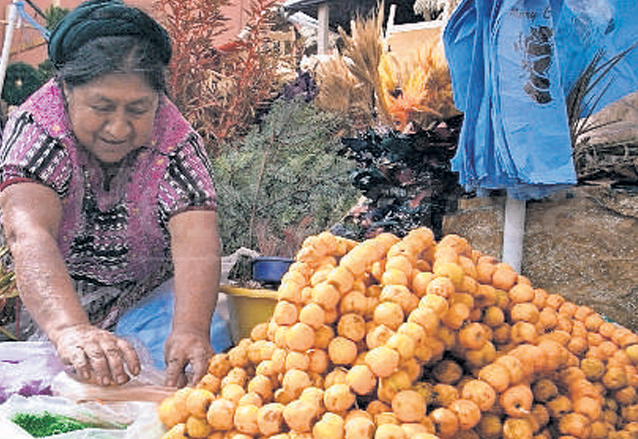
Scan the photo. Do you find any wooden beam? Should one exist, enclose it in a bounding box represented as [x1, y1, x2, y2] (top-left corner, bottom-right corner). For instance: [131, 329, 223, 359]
[317, 3, 329, 55]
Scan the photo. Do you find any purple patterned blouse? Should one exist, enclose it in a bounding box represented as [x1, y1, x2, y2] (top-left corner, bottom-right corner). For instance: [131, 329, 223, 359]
[0, 79, 217, 330]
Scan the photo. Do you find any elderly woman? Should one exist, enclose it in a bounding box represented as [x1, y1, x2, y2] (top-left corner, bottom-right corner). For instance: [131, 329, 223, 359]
[0, 0, 230, 388]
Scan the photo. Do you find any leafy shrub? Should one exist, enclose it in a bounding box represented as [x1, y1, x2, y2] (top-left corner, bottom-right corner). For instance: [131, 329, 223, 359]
[2, 63, 44, 106]
[335, 116, 464, 240]
[212, 97, 359, 257]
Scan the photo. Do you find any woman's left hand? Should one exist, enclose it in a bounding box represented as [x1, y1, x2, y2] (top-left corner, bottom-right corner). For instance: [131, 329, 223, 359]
[163, 329, 214, 387]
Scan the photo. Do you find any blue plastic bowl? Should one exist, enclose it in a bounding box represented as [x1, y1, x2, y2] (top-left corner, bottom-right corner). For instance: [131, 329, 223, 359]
[252, 256, 295, 284]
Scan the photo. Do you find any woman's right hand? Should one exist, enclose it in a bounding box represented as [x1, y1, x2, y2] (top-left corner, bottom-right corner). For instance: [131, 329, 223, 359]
[52, 324, 141, 386]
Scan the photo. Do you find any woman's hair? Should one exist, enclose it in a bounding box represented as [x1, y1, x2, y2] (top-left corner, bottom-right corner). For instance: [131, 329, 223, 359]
[48, 0, 172, 92]
[56, 35, 168, 92]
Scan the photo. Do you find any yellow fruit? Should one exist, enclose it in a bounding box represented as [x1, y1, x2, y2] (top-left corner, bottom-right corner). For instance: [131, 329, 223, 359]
[426, 276, 456, 299]
[461, 379, 496, 411]
[283, 399, 317, 432]
[373, 301, 405, 331]
[324, 383, 356, 412]
[344, 415, 375, 439]
[503, 417, 533, 439]
[365, 346, 400, 378]
[161, 423, 187, 439]
[257, 403, 286, 436]
[329, 336, 359, 366]
[286, 322, 316, 352]
[449, 399, 482, 430]
[206, 398, 235, 431]
[500, 384, 534, 417]
[626, 344, 638, 364]
[338, 313, 367, 342]
[346, 364, 377, 395]
[433, 262, 465, 289]
[282, 369, 312, 399]
[558, 412, 592, 438]
[429, 407, 459, 438]
[158, 396, 189, 429]
[313, 412, 345, 439]
[185, 415, 212, 438]
[391, 390, 426, 423]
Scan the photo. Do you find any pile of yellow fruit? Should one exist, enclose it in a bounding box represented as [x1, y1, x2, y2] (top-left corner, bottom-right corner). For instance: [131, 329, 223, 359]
[158, 228, 638, 439]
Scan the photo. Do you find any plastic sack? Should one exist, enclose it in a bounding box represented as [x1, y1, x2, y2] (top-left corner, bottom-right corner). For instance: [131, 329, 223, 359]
[0, 342, 67, 404]
[115, 278, 233, 370]
[443, 0, 577, 200]
[443, 0, 638, 199]
[0, 394, 167, 439]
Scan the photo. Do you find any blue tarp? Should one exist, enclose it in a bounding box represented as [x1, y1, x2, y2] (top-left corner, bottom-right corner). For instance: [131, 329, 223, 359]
[443, 0, 638, 199]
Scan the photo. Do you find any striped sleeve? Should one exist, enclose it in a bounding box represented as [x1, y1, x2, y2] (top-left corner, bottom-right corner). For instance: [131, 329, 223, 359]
[158, 132, 217, 218]
[0, 111, 72, 195]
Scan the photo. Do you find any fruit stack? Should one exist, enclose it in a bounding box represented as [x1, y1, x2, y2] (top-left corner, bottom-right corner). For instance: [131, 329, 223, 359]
[158, 228, 638, 439]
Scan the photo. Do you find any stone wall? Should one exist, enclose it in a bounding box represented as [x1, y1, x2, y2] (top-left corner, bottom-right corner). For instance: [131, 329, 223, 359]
[443, 184, 638, 331]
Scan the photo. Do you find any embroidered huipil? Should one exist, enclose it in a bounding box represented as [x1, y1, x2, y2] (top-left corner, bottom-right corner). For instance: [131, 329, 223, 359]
[0, 79, 217, 331]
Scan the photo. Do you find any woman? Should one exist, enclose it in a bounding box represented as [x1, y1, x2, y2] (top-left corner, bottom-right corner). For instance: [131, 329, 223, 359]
[0, 0, 229, 388]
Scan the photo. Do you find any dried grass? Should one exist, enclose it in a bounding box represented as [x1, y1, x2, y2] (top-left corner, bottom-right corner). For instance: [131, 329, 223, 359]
[380, 41, 457, 130]
[312, 3, 390, 127]
[312, 2, 458, 132]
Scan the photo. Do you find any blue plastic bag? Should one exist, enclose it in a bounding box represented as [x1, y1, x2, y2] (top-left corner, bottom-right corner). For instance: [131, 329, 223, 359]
[444, 0, 577, 199]
[115, 279, 233, 370]
[443, 0, 638, 199]
[555, 0, 638, 113]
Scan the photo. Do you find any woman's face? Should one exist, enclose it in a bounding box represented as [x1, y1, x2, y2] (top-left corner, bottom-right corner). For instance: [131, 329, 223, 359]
[64, 72, 159, 164]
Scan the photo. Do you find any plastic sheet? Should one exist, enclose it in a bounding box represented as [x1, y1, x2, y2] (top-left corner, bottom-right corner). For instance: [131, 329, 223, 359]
[0, 342, 67, 404]
[0, 340, 170, 438]
[0, 394, 166, 439]
[444, 0, 577, 200]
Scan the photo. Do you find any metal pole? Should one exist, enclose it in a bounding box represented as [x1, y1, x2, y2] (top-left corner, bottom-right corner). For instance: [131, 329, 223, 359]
[502, 196, 526, 273]
[0, 1, 18, 93]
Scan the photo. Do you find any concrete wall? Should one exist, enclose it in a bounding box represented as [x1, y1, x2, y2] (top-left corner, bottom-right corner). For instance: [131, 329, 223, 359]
[443, 185, 638, 331]
[0, 0, 246, 67]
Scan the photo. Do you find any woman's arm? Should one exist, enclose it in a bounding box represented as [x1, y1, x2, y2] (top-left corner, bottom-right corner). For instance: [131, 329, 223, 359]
[165, 209, 221, 387]
[0, 182, 140, 385]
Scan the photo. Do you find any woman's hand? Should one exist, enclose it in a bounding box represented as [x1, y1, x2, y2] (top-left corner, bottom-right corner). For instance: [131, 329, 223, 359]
[163, 329, 213, 388]
[0, 183, 141, 387]
[167, 210, 221, 388]
[53, 324, 141, 386]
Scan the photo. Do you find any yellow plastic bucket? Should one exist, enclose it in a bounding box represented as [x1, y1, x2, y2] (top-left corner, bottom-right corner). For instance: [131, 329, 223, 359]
[219, 285, 278, 345]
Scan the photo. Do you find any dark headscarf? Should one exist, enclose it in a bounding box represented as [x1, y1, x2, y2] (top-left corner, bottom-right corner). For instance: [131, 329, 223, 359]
[48, 0, 172, 69]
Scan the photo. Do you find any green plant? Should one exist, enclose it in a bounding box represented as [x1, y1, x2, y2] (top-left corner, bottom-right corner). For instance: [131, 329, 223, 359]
[567, 44, 638, 183]
[212, 97, 359, 257]
[567, 46, 636, 148]
[2, 62, 43, 105]
[43, 4, 69, 29]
